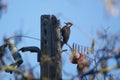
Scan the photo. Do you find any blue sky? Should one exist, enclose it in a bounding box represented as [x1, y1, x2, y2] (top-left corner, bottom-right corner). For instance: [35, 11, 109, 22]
[0, 0, 120, 80]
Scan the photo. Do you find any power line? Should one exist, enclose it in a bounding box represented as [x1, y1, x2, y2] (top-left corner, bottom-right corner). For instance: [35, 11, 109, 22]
[8, 35, 40, 41]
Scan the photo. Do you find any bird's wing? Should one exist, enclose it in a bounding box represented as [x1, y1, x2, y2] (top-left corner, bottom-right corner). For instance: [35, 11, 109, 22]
[60, 26, 66, 32]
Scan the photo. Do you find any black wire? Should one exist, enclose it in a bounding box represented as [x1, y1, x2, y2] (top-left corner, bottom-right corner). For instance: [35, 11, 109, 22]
[8, 35, 40, 41]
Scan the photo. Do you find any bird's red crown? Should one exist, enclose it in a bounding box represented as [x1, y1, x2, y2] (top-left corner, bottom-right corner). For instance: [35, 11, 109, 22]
[65, 22, 73, 26]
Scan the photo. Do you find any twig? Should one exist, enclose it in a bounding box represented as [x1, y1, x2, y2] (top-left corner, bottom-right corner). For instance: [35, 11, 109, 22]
[97, 26, 110, 50]
[94, 57, 98, 80]
[66, 43, 72, 50]
[81, 54, 120, 77]
[62, 49, 68, 52]
[1, 66, 32, 80]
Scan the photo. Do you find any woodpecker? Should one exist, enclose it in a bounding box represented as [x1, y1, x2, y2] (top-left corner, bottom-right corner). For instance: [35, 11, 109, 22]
[61, 22, 73, 48]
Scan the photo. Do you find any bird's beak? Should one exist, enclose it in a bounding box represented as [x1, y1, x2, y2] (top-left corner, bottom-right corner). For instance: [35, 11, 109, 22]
[64, 22, 67, 24]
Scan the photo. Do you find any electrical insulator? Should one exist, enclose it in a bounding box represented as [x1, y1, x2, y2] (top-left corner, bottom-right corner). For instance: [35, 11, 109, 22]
[7, 39, 23, 67]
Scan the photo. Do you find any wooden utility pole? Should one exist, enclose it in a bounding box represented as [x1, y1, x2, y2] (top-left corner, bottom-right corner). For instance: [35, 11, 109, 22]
[40, 15, 62, 80]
